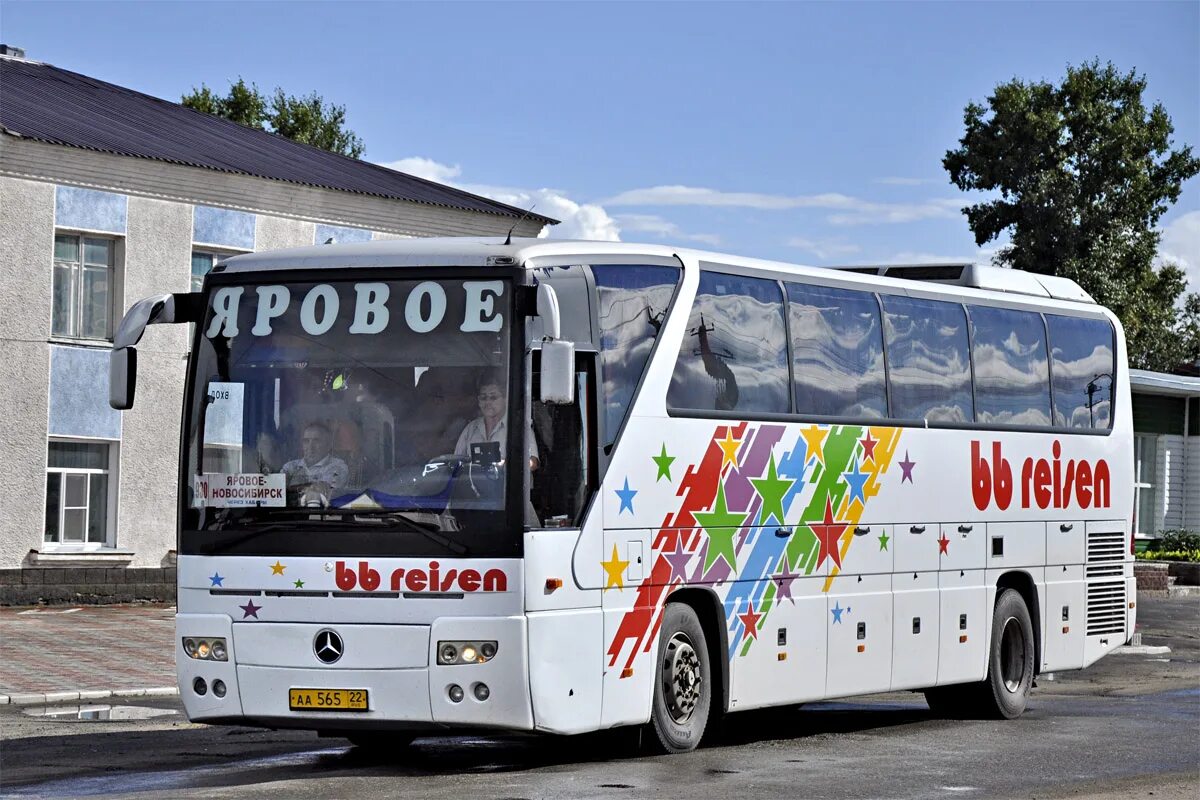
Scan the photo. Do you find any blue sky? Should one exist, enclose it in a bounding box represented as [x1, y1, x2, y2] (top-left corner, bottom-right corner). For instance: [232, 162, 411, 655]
[4, 1, 1198, 277]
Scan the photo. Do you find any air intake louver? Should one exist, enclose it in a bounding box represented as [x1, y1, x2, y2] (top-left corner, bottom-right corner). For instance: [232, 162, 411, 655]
[1086, 529, 1127, 636]
[1085, 530, 1126, 578]
[1086, 582, 1126, 636]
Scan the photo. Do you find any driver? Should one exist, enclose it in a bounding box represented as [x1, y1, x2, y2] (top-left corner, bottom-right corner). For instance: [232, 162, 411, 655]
[454, 374, 539, 471]
[282, 422, 349, 496]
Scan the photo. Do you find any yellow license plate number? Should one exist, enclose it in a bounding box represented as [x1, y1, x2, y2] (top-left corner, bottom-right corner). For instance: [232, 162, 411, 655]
[288, 688, 369, 712]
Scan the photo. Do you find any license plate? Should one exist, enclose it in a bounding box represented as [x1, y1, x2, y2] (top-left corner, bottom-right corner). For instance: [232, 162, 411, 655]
[289, 688, 369, 712]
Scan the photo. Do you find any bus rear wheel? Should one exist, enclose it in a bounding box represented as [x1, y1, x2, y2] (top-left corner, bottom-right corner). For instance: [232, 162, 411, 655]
[979, 588, 1036, 719]
[648, 603, 712, 753]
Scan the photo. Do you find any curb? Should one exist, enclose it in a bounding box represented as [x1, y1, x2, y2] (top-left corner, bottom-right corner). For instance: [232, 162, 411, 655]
[1111, 644, 1172, 655]
[0, 686, 179, 707]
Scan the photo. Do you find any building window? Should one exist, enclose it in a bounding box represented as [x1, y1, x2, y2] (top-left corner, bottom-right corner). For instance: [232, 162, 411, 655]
[191, 251, 218, 292]
[1133, 433, 1159, 536]
[53, 234, 116, 340]
[44, 440, 114, 546]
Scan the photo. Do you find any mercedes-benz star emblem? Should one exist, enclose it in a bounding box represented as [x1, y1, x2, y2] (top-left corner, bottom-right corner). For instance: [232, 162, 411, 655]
[314, 629, 343, 664]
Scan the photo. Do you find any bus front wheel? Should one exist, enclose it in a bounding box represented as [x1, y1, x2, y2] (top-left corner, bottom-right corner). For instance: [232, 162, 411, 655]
[648, 603, 712, 753]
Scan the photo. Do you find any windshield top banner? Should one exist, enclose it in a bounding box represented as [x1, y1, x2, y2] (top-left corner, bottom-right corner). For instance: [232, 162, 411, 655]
[204, 280, 506, 340]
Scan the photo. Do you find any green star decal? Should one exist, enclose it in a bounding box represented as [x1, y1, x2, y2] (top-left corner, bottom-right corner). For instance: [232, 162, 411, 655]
[750, 454, 794, 525]
[293, 578, 305, 588]
[694, 481, 745, 573]
[878, 530, 890, 551]
[652, 443, 676, 483]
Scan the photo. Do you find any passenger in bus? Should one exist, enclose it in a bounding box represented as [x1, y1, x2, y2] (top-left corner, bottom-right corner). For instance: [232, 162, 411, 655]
[454, 374, 539, 472]
[282, 421, 350, 497]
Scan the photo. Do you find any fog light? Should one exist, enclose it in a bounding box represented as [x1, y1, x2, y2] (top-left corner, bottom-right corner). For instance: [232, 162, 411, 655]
[183, 638, 197, 657]
[448, 684, 464, 703]
[473, 682, 490, 702]
[480, 642, 497, 659]
[213, 680, 227, 698]
[193, 677, 207, 696]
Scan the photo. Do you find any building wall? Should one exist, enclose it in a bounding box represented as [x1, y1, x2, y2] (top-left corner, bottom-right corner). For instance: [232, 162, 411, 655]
[0, 147, 543, 598]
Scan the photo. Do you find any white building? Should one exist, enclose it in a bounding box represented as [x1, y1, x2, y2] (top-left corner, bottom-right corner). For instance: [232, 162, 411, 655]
[1130, 370, 1200, 539]
[0, 48, 555, 602]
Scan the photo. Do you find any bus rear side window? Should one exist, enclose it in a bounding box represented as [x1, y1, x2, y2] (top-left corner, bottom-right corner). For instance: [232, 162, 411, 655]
[668, 271, 789, 414]
[882, 295, 973, 423]
[969, 305, 1052, 426]
[1046, 314, 1115, 429]
[787, 282, 887, 418]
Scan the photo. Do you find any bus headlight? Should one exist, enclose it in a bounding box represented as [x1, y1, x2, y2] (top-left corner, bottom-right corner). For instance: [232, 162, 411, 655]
[437, 640, 498, 665]
[183, 637, 228, 661]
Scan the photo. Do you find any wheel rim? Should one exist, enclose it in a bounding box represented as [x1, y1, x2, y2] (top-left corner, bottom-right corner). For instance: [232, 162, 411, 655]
[662, 631, 702, 724]
[999, 616, 1027, 693]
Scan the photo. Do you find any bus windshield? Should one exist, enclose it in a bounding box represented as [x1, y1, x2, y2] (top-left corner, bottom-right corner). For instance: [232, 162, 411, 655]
[180, 275, 520, 557]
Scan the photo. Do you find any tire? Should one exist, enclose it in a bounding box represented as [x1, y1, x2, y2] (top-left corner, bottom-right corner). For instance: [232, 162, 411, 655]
[648, 603, 712, 753]
[977, 588, 1035, 719]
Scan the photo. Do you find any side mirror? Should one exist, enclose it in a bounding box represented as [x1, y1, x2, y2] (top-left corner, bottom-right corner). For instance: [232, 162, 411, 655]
[110, 347, 137, 410]
[536, 282, 561, 341]
[540, 339, 575, 405]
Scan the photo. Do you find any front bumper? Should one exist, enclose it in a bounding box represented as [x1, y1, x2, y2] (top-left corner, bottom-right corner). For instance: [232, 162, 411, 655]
[176, 613, 533, 731]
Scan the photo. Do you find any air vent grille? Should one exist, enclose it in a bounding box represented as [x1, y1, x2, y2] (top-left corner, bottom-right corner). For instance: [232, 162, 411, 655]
[1086, 581, 1126, 636]
[1086, 530, 1126, 579]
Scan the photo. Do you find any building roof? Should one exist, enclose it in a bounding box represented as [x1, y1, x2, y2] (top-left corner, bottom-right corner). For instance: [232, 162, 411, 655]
[0, 55, 558, 227]
[1130, 369, 1200, 397]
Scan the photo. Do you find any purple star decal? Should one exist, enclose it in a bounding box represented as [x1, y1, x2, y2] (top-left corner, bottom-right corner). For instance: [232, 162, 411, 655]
[663, 538, 693, 583]
[899, 450, 916, 483]
[772, 563, 799, 604]
[239, 600, 262, 619]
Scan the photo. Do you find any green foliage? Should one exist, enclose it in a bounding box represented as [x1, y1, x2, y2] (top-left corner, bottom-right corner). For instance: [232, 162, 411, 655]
[1148, 529, 1200, 552]
[182, 78, 364, 159]
[1136, 549, 1200, 563]
[944, 60, 1200, 371]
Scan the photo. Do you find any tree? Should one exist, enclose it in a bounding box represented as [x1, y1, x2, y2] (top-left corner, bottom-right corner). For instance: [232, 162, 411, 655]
[182, 78, 364, 159]
[944, 60, 1200, 371]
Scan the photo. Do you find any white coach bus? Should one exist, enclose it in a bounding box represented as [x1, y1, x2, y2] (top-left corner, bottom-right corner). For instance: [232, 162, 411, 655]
[110, 238, 1134, 753]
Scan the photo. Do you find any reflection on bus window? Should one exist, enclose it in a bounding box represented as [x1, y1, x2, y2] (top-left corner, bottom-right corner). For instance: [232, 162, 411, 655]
[970, 306, 1052, 426]
[882, 295, 973, 422]
[1046, 314, 1114, 429]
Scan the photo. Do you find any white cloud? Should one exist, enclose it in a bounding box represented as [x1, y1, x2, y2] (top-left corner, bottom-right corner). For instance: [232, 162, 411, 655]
[615, 214, 722, 246]
[1158, 210, 1200, 289]
[785, 237, 862, 260]
[378, 157, 462, 184]
[602, 184, 962, 226]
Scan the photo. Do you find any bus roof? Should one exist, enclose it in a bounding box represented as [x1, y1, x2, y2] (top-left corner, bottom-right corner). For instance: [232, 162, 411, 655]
[216, 236, 1098, 310]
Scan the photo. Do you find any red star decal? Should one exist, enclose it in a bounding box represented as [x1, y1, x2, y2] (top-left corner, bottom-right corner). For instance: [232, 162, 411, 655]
[860, 431, 878, 462]
[938, 533, 950, 555]
[738, 600, 762, 640]
[811, 496, 846, 570]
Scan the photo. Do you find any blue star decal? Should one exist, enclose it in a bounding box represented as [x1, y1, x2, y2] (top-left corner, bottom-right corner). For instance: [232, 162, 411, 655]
[843, 456, 870, 508]
[209, 572, 225, 587]
[831, 601, 845, 624]
[615, 478, 637, 515]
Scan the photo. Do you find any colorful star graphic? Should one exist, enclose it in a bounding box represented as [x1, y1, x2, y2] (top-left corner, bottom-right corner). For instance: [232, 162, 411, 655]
[842, 455, 870, 509]
[831, 601, 845, 624]
[209, 572, 224, 587]
[773, 562, 800, 604]
[716, 428, 741, 470]
[810, 496, 847, 571]
[878, 530, 890, 551]
[601, 544, 630, 590]
[652, 443, 676, 483]
[615, 478, 637, 515]
[239, 600, 261, 619]
[663, 538, 693, 583]
[860, 431, 878, 462]
[899, 450, 916, 483]
[293, 579, 305, 589]
[694, 481, 745, 573]
[751, 454, 794, 525]
[270, 560, 286, 576]
[938, 532, 950, 555]
[800, 424, 827, 464]
[738, 600, 762, 640]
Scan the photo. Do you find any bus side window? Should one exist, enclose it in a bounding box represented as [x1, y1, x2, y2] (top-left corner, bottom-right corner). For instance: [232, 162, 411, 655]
[1046, 315, 1115, 429]
[969, 305, 1052, 426]
[881, 295, 974, 423]
[787, 282, 887, 418]
[667, 270, 789, 414]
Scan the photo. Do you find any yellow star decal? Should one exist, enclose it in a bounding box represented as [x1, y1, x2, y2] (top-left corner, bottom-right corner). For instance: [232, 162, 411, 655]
[716, 428, 741, 469]
[270, 560, 286, 576]
[800, 424, 827, 464]
[601, 544, 630, 590]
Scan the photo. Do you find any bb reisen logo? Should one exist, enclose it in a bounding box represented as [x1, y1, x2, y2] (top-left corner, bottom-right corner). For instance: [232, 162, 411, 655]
[335, 561, 508, 594]
[971, 440, 1111, 511]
